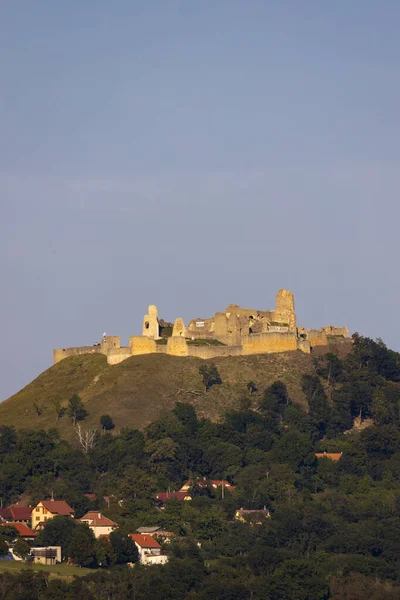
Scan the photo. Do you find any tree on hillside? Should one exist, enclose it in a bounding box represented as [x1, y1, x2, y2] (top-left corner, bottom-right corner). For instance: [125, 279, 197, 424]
[260, 381, 289, 419]
[51, 396, 65, 423]
[172, 402, 198, 435]
[0, 426, 17, 456]
[199, 364, 222, 392]
[95, 536, 116, 567]
[32, 399, 44, 419]
[13, 538, 31, 561]
[68, 394, 88, 426]
[75, 424, 98, 454]
[36, 516, 78, 560]
[100, 415, 115, 431]
[0, 535, 8, 557]
[118, 466, 157, 508]
[0, 526, 19, 543]
[271, 559, 330, 600]
[109, 530, 138, 564]
[247, 381, 257, 395]
[68, 524, 96, 567]
[302, 375, 331, 436]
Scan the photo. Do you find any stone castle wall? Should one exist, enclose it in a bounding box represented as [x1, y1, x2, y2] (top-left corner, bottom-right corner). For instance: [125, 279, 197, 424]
[53, 290, 350, 366]
[321, 326, 349, 338]
[242, 332, 298, 355]
[107, 347, 132, 365]
[187, 344, 243, 359]
[130, 336, 157, 355]
[53, 336, 121, 364]
[307, 330, 329, 347]
[53, 346, 104, 364]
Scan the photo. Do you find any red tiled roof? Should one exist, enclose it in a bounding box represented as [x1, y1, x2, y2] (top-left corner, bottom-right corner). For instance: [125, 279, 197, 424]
[156, 492, 192, 502]
[129, 534, 161, 549]
[315, 452, 343, 461]
[39, 500, 74, 516]
[0, 509, 11, 521]
[79, 512, 118, 527]
[84, 494, 111, 504]
[1, 522, 36, 537]
[8, 506, 32, 521]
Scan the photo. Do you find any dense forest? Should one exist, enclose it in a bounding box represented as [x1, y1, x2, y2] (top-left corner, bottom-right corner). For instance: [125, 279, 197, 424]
[2, 334, 400, 599]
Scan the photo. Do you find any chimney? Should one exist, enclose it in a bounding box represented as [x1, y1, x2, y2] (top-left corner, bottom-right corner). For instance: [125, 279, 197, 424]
[98, 513, 101, 519]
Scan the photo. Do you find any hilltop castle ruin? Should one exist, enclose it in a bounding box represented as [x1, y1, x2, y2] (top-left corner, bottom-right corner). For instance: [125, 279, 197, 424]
[53, 290, 349, 365]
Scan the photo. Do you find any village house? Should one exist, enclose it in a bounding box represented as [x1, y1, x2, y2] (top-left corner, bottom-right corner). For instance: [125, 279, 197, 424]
[31, 499, 74, 530]
[315, 452, 343, 461]
[79, 512, 118, 538]
[235, 507, 270, 525]
[179, 479, 235, 494]
[129, 534, 168, 565]
[136, 526, 175, 542]
[1, 522, 36, 541]
[30, 546, 61, 566]
[0, 504, 32, 524]
[155, 491, 192, 508]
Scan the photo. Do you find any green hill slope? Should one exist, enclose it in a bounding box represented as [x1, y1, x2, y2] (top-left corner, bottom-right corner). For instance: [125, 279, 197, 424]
[0, 351, 314, 440]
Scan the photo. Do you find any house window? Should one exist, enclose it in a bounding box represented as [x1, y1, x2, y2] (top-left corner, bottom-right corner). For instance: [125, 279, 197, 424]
[35, 508, 40, 512]
[36, 516, 40, 521]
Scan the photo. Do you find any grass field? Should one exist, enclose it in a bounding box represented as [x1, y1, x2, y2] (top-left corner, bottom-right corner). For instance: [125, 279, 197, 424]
[0, 350, 316, 440]
[0, 560, 91, 578]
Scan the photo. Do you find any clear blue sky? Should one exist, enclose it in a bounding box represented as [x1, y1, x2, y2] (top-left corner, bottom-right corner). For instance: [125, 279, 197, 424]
[1, 1, 400, 400]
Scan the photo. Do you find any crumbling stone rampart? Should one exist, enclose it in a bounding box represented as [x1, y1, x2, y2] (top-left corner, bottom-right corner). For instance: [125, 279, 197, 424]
[242, 332, 298, 355]
[308, 330, 329, 347]
[130, 336, 157, 355]
[167, 336, 189, 357]
[53, 290, 350, 366]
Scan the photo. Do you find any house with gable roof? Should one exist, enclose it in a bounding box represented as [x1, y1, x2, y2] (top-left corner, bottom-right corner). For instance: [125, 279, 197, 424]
[79, 512, 118, 538]
[235, 507, 270, 525]
[0, 522, 36, 540]
[0, 504, 32, 525]
[31, 499, 74, 530]
[129, 534, 168, 565]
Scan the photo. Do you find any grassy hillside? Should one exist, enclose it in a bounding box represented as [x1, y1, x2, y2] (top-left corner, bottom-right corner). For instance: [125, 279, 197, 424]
[0, 351, 314, 441]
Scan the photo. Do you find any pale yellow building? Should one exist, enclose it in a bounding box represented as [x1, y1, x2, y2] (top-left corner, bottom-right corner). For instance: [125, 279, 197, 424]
[31, 499, 74, 530]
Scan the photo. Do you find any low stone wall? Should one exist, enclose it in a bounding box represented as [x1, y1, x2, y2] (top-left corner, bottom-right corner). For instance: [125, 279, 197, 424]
[242, 332, 298, 355]
[53, 346, 104, 364]
[155, 345, 168, 354]
[107, 347, 132, 365]
[187, 345, 243, 359]
[54, 326, 336, 367]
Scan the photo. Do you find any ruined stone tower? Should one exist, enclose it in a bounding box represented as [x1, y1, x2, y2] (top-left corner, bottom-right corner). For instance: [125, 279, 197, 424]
[142, 305, 160, 339]
[274, 289, 296, 330]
